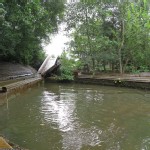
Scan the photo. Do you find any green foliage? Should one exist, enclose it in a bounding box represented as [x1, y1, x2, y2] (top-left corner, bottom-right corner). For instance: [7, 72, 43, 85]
[58, 51, 79, 81]
[0, 0, 65, 65]
[65, 0, 150, 74]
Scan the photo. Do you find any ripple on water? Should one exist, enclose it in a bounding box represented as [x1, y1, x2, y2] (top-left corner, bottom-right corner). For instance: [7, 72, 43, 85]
[62, 126, 103, 150]
[41, 90, 77, 131]
[3, 83, 148, 150]
[0, 82, 150, 150]
[141, 137, 150, 150]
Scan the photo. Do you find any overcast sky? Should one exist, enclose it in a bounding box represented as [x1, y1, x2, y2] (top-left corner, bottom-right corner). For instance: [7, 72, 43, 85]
[43, 24, 69, 57]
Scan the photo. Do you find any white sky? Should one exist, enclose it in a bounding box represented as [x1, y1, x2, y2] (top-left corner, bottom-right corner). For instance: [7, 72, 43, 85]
[43, 24, 69, 57]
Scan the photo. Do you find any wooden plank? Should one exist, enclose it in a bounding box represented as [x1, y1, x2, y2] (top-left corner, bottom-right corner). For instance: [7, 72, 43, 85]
[0, 137, 12, 149]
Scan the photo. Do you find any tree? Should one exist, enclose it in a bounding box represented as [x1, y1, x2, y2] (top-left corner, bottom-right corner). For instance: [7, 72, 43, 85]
[58, 51, 78, 81]
[0, 0, 65, 65]
[65, 0, 150, 74]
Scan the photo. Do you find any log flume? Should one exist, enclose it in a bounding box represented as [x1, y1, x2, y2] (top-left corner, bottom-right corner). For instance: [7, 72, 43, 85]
[38, 56, 61, 77]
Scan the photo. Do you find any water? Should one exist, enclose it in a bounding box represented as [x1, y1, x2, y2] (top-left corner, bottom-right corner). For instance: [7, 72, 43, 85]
[0, 83, 150, 150]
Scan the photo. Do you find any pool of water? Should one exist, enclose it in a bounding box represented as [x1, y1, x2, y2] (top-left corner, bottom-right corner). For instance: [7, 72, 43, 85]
[0, 83, 150, 150]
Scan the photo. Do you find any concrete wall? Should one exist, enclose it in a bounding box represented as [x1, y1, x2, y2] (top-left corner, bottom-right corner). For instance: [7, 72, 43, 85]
[75, 77, 150, 90]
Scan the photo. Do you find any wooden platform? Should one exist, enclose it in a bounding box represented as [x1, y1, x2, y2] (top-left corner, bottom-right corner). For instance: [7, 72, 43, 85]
[0, 137, 12, 149]
[76, 74, 150, 90]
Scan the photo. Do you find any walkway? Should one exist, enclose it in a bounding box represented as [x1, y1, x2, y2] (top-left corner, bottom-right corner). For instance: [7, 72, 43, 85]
[78, 74, 150, 82]
[76, 73, 150, 89]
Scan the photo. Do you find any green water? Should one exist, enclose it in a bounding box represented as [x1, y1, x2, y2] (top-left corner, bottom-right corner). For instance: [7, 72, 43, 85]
[0, 83, 150, 150]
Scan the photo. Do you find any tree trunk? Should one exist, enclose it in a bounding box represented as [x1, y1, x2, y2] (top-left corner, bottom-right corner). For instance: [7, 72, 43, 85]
[103, 63, 106, 72]
[85, 7, 94, 72]
[111, 63, 115, 72]
[92, 58, 95, 74]
[118, 20, 125, 75]
[123, 58, 129, 74]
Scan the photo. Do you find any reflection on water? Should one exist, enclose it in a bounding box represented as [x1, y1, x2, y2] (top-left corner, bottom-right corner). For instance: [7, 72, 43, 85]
[41, 90, 76, 132]
[41, 88, 104, 150]
[0, 83, 150, 150]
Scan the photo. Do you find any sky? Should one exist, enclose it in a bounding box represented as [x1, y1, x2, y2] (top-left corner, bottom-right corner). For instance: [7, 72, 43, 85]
[43, 24, 69, 57]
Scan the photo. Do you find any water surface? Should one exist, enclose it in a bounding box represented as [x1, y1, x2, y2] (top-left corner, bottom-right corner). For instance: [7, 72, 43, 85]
[0, 83, 150, 150]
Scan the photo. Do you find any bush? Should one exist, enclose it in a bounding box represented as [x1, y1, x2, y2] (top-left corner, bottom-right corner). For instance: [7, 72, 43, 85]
[57, 51, 80, 81]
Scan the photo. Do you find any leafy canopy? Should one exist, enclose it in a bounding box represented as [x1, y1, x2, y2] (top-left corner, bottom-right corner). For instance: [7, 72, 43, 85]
[0, 0, 65, 65]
